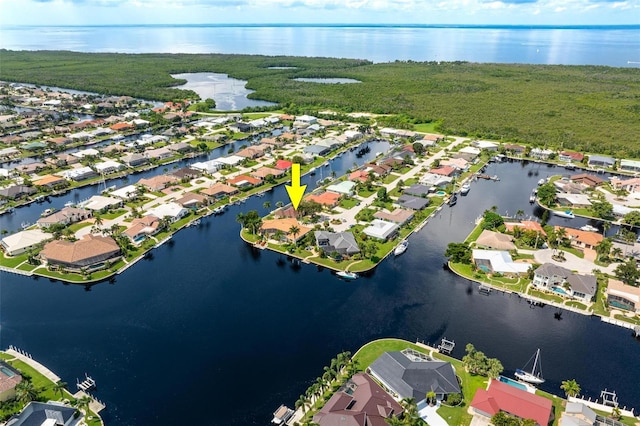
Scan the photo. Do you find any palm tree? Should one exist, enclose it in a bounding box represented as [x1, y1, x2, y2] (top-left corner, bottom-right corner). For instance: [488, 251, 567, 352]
[263, 201, 271, 211]
[612, 247, 623, 259]
[93, 213, 103, 228]
[75, 395, 92, 415]
[516, 209, 525, 220]
[53, 380, 67, 399]
[289, 225, 301, 242]
[426, 390, 437, 406]
[602, 221, 611, 237]
[560, 379, 581, 398]
[15, 380, 38, 404]
[276, 200, 284, 208]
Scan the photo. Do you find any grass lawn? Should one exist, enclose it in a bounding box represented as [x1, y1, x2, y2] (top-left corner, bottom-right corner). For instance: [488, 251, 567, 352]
[0, 253, 29, 268]
[101, 209, 127, 220]
[382, 173, 400, 184]
[559, 246, 585, 259]
[591, 285, 611, 317]
[68, 221, 93, 232]
[339, 198, 359, 209]
[565, 301, 588, 310]
[232, 132, 249, 140]
[0, 352, 14, 360]
[614, 314, 640, 325]
[357, 188, 376, 197]
[465, 222, 484, 243]
[528, 288, 564, 304]
[413, 122, 440, 133]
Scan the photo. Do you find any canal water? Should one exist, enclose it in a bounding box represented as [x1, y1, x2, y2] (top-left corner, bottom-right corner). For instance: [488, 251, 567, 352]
[1, 159, 639, 425]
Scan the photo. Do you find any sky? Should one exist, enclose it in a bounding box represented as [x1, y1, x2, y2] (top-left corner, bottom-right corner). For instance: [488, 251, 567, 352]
[0, 0, 638, 26]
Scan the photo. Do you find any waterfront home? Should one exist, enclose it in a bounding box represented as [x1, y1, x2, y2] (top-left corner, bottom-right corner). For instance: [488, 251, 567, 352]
[313, 373, 403, 426]
[367, 162, 393, 176]
[504, 144, 526, 155]
[295, 115, 317, 125]
[120, 153, 148, 168]
[33, 174, 67, 188]
[236, 146, 266, 159]
[145, 202, 188, 223]
[553, 180, 586, 194]
[472, 140, 499, 151]
[429, 165, 457, 177]
[40, 234, 121, 271]
[419, 173, 453, 189]
[6, 401, 83, 426]
[111, 185, 140, 201]
[305, 191, 341, 208]
[212, 155, 244, 169]
[71, 148, 100, 159]
[349, 170, 369, 183]
[556, 193, 593, 209]
[138, 175, 179, 191]
[60, 166, 97, 182]
[380, 127, 416, 138]
[374, 209, 414, 226]
[314, 231, 360, 256]
[169, 167, 202, 181]
[80, 195, 123, 212]
[555, 227, 602, 251]
[190, 159, 220, 174]
[470, 379, 553, 426]
[0, 184, 36, 200]
[587, 155, 615, 168]
[368, 351, 461, 403]
[610, 177, 640, 194]
[16, 162, 46, 174]
[259, 218, 311, 243]
[606, 278, 640, 313]
[123, 215, 161, 245]
[475, 230, 517, 251]
[250, 167, 285, 180]
[559, 402, 597, 426]
[110, 121, 134, 132]
[303, 144, 331, 157]
[0, 361, 22, 402]
[570, 173, 604, 188]
[422, 133, 445, 143]
[46, 153, 80, 167]
[441, 157, 469, 171]
[396, 194, 430, 211]
[101, 144, 127, 156]
[559, 151, 585, 163]
[505, 220, 546, 236]
[176, 192, 208, 209]
[94, 159, 125, 174]
[227, 174, 262, 188]
[0, 147, 20, 159]
[472, 250, 531, 276]
[620, 159, 640, 173]
[274, 159, 293, 171]
[37, 207, 92, 228]
[362, 219, 399, 241]
[144, 146, 173, 161]
[201, 183, 238, 199]
[1, 229, 53, 256]
[533, 263, 597, 302]
[403, 184, 431, 198]
[326, 181, 357, 196]
[530, 148, 555, 160]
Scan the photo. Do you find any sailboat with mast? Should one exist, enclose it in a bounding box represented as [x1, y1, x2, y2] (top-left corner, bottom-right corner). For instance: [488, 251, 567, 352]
[514, 348, 545, 385]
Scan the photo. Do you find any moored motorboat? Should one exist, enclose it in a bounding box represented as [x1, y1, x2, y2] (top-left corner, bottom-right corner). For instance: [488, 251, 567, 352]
[537, 178, 546, 186]
[580, 224, 599, 232]
[553, 210, 575, 219]
[336, 271, 358, 280]
[460, 183, 471, 195]
[394, 240, 408, 256]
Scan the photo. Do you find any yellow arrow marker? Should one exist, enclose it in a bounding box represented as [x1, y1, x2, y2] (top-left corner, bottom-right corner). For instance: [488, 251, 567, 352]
[285, 163, 307, 210]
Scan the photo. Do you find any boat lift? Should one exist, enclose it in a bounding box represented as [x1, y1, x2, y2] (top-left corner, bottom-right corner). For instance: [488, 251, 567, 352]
[437, 338, 455, 355]
[76, 373, 96, 392]
[600, 389, 619, 407]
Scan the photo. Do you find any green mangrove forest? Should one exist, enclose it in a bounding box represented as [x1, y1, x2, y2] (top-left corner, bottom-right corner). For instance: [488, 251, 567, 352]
[1, 50, 639, 156]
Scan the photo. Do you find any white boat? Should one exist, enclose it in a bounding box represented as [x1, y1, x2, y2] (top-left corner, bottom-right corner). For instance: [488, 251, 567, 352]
[537, 178, 546, 186]
[41, 208, 55, 217]
[394, 240, 408, 256]
[460, 183, 471, 195]
[336, 271, 358, 280]
[580, 224, 599, 232]
[553, 210, 575, 219]
[529, 192, 536, 204]
[515, 348, 545, 385]
[64, 201, 75, 207]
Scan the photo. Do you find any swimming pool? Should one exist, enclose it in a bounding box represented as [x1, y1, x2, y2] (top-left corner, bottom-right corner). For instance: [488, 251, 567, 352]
[552, 286, 568, 295]
[0, 366, 16, 377]
[498, 376, 528, 391]
[435, 191, 446, 196]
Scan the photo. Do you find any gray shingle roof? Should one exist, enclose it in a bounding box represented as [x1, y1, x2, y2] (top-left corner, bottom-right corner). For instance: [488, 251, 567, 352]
[566, 274, 597, 297]
[396, 195, 430, 211]
[369, 352, 460, 400]
[534, 263, 571, 278]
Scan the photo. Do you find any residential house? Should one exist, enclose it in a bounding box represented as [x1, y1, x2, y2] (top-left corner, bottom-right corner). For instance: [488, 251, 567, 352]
[110, 122, 135, 132]
[33, 174, 67, 188]
[620, 159, 640, 173]
[555, 226, 603, 251]
[176, 192, 208, 209]
[0, 147, 20, 160]
[306, 191, 341, 208]
[260, 218, 312, 243]
[403, 184, 431, 198]
[556, 193, 592, 209]
[229, 122, 252, 133]
[145, 202, 189, 223]
[610, 177, 640, 194]
[441, 157, 469, 171]
[472, 140, 499, 150]
[420, 173, 453, 189]
[472, 249, 531, 276]
[80, 195, 123, 212]
[429, 166, 457, 177]
[326, 181, 357, 196]
[40, 234, 121, 270]
[0, 185, 36, 200]
[0, 361, 22, 402]
[36, 207, 92, 228]
[250, 167, 285, 180]
[1, 229, 53, 256]
[170, 167, 202, 181]
[71, 148, 100, 158]
[236, 146, 266, 159]
[533, 263, 597, 301]
[587, 155, 615, 168]
[349, 170, 369, 183]
[201, 183, 238, 199]
[295, 115, 317, 125]
[6, 401, 83, 426]
[374, 209, 414, 226]
[470, 379, 553, 426]
[396, 194, 430, 211]
[123, 215, 161, 245]
[504, 144, 526, 155]
[227, 175, 262, 188]
[121, 153, 148, 167]
[312, 373, 403, 426]
[475, 230, 517, 251]
[422, 133, 445, 144]
[60, 166, 97, 182]
[379, 127, 416, 138]
[138, 175, 179, 191]
[363, 219, 399, 241]
[559, 151, 585, 163]
[559, 402, 597, 426]
[368, 351, 461, 402]
[145, 147, 173, 161]
[606, 278, 640, 313]
[15, 162, 46, 174]
[314, 231, 360, 256]
[94, 159, 124, 174]
[570, 174, 604, 188]
[111, 185, 140, 201]
[504, 220, 546, 236]
[530, 148, 555, 159]
[303, 144, 331, 157]
[274, 159, 293, 171]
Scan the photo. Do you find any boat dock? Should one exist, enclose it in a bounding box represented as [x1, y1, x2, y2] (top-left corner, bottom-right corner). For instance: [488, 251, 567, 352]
[272, 404, 294, 425]
[437, 337, 455, 355]
[77, 373, 96, 392]
[478, 284, 492, 295]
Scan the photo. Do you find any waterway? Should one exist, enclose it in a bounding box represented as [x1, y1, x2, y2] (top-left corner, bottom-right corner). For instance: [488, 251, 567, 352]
[1, 160, 639, 425]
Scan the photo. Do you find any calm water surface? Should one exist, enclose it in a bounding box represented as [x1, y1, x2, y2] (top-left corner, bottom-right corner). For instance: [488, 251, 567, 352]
[1, 25, 639, 67]
[1, 160, 640, 425]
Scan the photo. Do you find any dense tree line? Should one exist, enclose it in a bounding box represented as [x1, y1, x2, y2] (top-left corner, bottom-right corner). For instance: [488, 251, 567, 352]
[1, 50, 639, 155]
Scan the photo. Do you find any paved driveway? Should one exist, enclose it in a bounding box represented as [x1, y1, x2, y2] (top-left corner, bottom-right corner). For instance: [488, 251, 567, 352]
[417, 401, 449, 426]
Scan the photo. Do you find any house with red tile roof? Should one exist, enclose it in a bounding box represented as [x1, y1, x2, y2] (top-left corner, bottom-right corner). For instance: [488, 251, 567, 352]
[138, 175, 179, 191]
[201, 183, 239, 199]
[227, 175, 262, 188]
[504, 220, 547, 236]
[40, 234, 121, 270]
[274, 159, 293, 170]
[429, 166, 457, 177]
[33, 174, 67, 188]
[555, 226, 603, 251]
[236, 146, 266, 159]
[109, 122, 134, 132]
[560, 151, 584, 162]
[260, 218, 311, 243]
[470, 379, 553, 426]
[306, 191, 341, 207]
[123, 215, 161, 244]
[349, 170, 369, 183]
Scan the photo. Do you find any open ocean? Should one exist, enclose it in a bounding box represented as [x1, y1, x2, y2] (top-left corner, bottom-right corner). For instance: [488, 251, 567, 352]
[1, 24, 639, 66]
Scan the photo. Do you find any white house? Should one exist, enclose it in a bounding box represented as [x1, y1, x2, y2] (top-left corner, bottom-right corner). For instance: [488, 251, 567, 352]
[362, 219, 399, 241]
[295, 115, 317, 124]
[326, 181, 356, 196]
[94, 160, 124, 174]
[145, 202, 189, 223]
[1, 229, 53, 256]
[111, 184, 140, 200]
[472, 249, 531, 275]
[472, 140, 499, 151]
[71, 148, 100, 158]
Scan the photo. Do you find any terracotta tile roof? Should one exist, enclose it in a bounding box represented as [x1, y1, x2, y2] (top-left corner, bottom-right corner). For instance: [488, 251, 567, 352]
[41, 234, 120, 266]
[504, 221, 546, 236]
[138, 175, 179, 190]
[429, 166, 457, 176]
[227, 175, 262, 186]
[349, 170, 369, 182]
[109, 122, 134, 131]
[201, 183, 238, 197]
[260, 218, 312, 242]
[306, 191, 341, 207]
[250, 167, 285, 179]
[570, 173, 604, 187]
[555, 226, 603, 247]
[471, 380, 552, 426]
[34, 174, 66, 186]
[123, 215, 160, 238]
[275, 159, 293, 170]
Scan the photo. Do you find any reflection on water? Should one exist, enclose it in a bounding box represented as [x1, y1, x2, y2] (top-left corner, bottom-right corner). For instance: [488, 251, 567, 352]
[171, 72, 276, 111]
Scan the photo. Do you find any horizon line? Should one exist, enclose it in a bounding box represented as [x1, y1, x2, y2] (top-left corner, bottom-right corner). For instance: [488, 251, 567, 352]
[4, 23, 640, 29]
